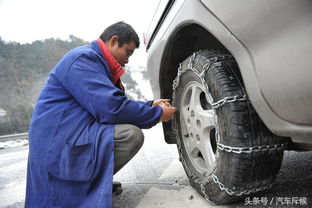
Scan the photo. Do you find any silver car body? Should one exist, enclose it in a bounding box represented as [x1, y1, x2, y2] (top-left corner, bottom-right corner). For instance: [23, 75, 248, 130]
[146, 0, 312, 144]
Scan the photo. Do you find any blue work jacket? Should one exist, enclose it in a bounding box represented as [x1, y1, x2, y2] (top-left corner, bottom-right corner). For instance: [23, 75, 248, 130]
[25, 40, 162, 207]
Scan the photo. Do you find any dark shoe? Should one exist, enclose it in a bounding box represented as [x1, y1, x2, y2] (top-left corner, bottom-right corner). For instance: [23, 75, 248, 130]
[113, 181, 122, 195]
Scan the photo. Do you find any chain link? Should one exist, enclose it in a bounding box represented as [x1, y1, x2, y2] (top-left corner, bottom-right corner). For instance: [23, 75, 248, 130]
[171, 51, 285, 200]
[217, 143, 287, 154]
[211, 95, 247, 109]
[211, 174, 273, 196]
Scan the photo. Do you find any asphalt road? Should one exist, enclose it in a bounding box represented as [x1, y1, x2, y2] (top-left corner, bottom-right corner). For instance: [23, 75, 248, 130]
[0, 124, 311, 208]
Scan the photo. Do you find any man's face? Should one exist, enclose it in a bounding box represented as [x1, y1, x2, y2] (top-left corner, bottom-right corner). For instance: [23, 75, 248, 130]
[109, 37, 136, 67]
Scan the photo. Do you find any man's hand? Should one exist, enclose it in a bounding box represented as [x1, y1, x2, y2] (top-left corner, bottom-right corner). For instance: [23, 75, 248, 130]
[152, 99, 171, 107]
[159, 102, 177, 122]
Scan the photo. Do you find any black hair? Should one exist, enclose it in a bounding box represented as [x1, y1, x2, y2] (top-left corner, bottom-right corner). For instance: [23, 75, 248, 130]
[99, 21, 140, 48]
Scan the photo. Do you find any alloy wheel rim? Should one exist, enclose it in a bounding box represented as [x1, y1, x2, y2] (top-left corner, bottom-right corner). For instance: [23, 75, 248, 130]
[179, 81, 218, 175]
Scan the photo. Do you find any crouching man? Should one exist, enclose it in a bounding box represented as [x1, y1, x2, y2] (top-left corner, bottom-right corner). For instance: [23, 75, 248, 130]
[25, 21, 176, 208]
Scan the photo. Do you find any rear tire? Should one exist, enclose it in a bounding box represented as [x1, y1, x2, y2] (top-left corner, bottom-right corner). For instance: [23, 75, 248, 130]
[172, 50, 287, 204]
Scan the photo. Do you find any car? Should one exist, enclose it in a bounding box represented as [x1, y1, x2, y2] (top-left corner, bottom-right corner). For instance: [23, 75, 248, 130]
[145, 0, 312, 204]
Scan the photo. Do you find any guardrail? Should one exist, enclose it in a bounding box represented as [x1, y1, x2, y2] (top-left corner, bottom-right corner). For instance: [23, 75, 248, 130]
[0, 133, 28, 142]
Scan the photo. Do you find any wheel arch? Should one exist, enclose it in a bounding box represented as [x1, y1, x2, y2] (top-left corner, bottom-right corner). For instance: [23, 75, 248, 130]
[159, 23, 233, 144]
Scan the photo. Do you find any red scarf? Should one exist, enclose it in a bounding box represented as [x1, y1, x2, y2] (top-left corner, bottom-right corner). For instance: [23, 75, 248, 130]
[97, 39, 124, 90]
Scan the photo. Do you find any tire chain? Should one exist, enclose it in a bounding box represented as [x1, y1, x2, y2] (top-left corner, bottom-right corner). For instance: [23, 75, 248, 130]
[171, 50, 287, 201]
[217, 143, 287, 154]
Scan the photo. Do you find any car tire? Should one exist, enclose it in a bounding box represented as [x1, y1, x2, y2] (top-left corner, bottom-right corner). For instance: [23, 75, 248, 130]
[172, 50, 287, 204]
